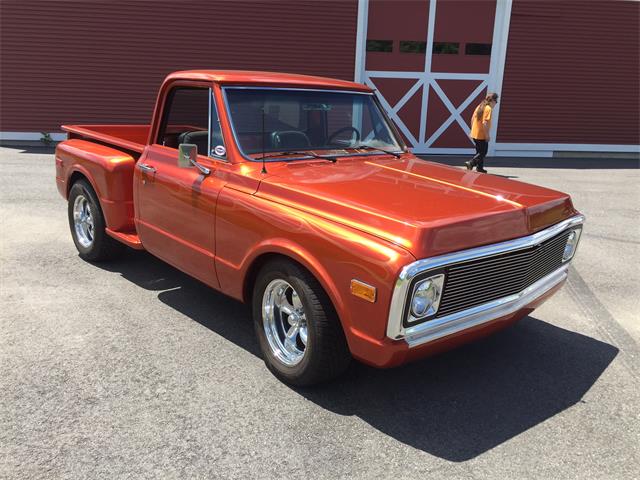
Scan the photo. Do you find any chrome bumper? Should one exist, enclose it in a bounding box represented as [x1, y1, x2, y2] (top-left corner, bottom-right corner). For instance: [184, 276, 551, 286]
[404, 265, 568, 347]
[386, 215, 585, 347]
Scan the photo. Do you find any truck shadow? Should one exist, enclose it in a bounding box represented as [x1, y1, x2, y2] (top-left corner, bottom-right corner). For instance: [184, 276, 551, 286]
[96, 249, 619, 462]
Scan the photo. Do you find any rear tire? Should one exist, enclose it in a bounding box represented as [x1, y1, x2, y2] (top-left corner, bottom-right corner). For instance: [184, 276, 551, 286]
[68, 179, 125, 262]
[252, 259, 351, 386]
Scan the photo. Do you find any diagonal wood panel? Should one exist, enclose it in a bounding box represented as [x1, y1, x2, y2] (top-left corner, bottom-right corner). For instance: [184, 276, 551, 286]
[363, 0, 499, 153]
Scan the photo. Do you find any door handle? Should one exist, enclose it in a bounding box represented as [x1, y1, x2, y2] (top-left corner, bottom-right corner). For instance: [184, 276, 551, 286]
[139, 163, 156, 173]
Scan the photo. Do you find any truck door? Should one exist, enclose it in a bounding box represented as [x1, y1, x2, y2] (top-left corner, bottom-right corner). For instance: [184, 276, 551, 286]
[134, 85, 228, 289]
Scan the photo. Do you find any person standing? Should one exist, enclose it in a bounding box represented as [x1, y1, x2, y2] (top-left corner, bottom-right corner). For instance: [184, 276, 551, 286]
[465, 93, 499, 173]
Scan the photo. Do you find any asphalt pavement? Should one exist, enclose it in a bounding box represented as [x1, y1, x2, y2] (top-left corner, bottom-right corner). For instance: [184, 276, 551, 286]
[1, 146, 638, 479]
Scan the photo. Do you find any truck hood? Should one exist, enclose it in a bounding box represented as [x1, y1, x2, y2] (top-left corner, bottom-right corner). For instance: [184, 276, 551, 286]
[256, 155, 577, 259]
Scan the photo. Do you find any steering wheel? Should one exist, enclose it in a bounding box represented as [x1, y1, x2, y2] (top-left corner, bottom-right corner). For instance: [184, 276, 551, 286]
[327, 126, 361, 146]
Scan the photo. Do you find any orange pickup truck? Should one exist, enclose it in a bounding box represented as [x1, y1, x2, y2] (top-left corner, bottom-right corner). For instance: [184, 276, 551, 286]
[55, 70, 584, 385]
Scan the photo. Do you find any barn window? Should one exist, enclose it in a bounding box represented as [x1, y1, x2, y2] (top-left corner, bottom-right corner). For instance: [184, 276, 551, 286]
[400, 41, 427, 53]
[433, 42, 459, 54]
[465, 43, 492, 55]
[366, 40, 393, 52]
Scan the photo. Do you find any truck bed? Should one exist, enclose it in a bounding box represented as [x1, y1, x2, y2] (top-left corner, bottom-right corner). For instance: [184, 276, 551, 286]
[62, 124, 150, 153]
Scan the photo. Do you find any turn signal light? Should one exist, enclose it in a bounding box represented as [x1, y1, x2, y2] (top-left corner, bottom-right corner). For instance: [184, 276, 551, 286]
[350, 279, 377, 303]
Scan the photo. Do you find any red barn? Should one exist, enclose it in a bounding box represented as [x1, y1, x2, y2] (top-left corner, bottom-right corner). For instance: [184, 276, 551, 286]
[1, 0, 638, 157]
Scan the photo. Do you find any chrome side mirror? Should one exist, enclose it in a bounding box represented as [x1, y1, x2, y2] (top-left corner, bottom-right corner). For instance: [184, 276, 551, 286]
[178, 143, 197, 168]
[178, 143, 210, 175]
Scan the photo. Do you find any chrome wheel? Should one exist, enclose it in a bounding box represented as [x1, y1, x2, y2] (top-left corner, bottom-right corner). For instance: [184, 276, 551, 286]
[73, 194, 94, 248]
[262, 279, 308, 366]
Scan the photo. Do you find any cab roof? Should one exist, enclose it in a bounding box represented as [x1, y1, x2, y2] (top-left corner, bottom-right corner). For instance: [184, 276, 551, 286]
[166, 70, 372, 92]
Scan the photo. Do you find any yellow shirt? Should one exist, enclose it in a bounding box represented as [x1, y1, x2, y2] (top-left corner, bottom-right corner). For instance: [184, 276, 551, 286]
[470, 104, 492, 140]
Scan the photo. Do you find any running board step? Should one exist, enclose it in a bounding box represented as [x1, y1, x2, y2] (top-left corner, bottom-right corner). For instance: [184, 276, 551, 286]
[105, 228, 145, 250]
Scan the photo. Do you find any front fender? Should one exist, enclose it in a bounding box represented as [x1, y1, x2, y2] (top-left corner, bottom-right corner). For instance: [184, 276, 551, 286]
[214, 187, 416, 353]
[240, 237, 349, 321]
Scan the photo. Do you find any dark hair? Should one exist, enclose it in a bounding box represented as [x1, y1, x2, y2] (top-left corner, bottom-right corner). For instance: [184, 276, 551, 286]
[475, 93, 499, 120]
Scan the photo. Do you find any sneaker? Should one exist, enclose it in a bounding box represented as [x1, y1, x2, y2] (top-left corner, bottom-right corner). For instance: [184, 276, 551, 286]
[476, 166, 488, 174]
[465, 161, 474, 171]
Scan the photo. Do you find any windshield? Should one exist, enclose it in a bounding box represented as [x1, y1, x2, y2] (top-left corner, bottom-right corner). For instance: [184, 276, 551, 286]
[224, 88, 404, 160]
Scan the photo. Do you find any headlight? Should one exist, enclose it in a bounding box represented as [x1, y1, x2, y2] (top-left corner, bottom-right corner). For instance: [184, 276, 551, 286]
[408, 273, 445, 322]
[562, 228, 582, 262]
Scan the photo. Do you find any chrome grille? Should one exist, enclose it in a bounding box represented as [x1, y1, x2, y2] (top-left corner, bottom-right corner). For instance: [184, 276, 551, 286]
[436, 230, 571, 318]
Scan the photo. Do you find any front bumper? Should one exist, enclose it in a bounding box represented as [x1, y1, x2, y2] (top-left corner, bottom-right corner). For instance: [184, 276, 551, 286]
[403, 264, 568, 348]
[381, 214, 584, 351]
[348, 274, 565, 368]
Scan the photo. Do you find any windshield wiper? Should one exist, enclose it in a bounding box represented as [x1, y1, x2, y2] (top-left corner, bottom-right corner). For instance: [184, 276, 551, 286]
[259, 151, 337, 163]
[352, 145, 403, 158]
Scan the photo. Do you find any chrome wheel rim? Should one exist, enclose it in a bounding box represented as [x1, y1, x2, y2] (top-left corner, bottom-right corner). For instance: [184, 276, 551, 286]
[73, 194, 95, 248]
[262, 279, 308, 366]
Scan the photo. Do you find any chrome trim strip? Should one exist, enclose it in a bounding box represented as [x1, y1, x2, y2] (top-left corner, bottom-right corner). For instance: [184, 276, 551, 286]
[207, 87, 212, 159]
[222, 86, 374, 95]
[404, 265, 568, 348]
[209, 88, 228, 161]
[221, 87, 249, 163]
[386, 214, 585, 342]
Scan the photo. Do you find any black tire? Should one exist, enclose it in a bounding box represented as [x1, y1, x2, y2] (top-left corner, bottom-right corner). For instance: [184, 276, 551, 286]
[252, 259, 351, 386]
[67, 179, 125, 262]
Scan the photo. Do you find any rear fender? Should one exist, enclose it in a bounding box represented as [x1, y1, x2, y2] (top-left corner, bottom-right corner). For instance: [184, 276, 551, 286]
[56, 139, 136, 231]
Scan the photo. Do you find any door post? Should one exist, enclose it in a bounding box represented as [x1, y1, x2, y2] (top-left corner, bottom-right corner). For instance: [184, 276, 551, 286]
[487, 0, 513, 156]
[354, 0, 370, 83]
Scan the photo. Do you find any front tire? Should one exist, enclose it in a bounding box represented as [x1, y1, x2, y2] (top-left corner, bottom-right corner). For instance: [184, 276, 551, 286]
[252, 259, 351, 386]
[68, 179, 124, 262]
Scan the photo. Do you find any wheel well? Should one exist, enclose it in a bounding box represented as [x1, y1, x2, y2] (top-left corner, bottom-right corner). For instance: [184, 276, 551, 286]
[67, 171, 89, 196]
[243, 252, 345, 334]
[242, 253, 335, 308]
[243, 253, 285, 304]
[66, 171, 107, 225]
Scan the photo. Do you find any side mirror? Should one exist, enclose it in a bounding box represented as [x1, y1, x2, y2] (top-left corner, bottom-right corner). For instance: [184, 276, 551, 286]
[178, 143, 197, 168]
[178, 143, 210, 176]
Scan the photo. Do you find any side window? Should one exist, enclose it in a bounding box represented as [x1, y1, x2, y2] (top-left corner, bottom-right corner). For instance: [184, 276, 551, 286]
[157, 87, 209, 155]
